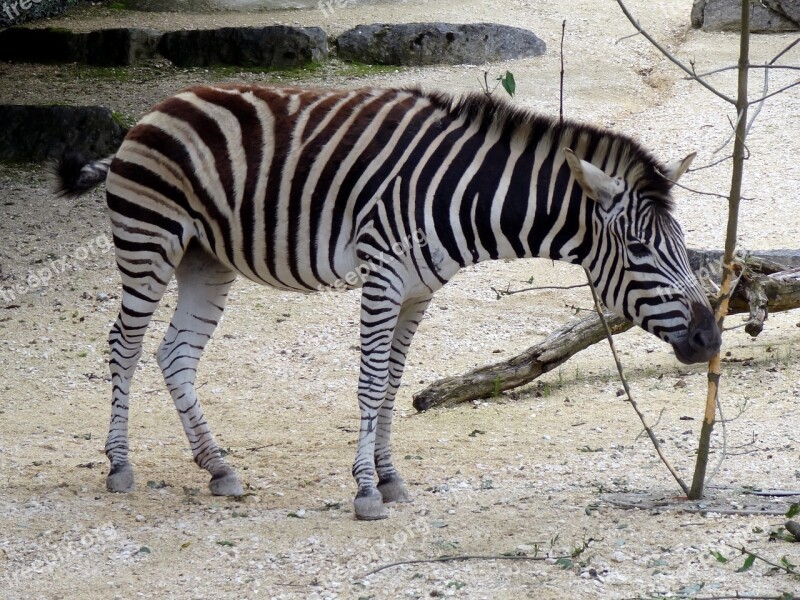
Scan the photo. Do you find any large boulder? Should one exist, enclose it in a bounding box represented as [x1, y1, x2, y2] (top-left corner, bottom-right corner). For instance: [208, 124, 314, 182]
[0, 27, 160, 65]
[336, 22, 546, 66]
[0, 105, 127, 162]
[0, 0, 80, 28]
[157, 26, 329, 67]
[691, 0, 799, 31]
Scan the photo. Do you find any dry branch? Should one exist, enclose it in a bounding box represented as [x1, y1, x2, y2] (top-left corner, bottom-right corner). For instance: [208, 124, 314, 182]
[413, 250, 800, 411]
[413, 307, 630, 411]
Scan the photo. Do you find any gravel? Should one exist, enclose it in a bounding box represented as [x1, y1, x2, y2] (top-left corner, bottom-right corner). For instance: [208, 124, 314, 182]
[1, 0, 799, 598]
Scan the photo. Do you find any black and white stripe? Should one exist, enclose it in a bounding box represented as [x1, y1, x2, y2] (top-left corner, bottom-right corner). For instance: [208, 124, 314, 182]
[55, 84, 720, 520]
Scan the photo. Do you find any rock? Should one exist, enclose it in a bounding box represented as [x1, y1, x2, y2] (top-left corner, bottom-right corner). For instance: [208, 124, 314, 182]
[336, 22, 546, 66]
[0, 0, 79, 28]
[0, 27, 78, 63]
[84, 28, 162, 66]
[0, 105, 127, 163]
[765, 0, 800, 22]
[691, 0, 799, 32]
[157, 26, 329, 68]
[0, 27, 161, 66]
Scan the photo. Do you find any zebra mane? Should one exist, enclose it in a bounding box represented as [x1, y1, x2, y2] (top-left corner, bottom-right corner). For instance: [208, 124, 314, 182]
[419, 88, 676, 215]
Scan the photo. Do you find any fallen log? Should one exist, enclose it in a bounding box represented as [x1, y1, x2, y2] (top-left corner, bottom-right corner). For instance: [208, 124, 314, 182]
[412, 249, 800, 411]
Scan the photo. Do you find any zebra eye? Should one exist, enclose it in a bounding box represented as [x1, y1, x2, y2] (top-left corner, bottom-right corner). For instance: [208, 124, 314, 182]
[628, 242, 650, 258]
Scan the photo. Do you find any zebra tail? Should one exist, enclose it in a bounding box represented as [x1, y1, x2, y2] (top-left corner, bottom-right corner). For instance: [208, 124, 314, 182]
[50, 149, 114, 198]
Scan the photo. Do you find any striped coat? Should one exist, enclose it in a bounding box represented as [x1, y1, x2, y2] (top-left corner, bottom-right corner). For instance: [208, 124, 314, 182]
[55, 85, 720, 520]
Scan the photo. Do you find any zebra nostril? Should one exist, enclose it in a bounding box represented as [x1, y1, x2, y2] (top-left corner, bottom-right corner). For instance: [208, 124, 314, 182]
[690, 325, 720, 351]
[688, 303, 721, 354]
[691, 330, 709, 349]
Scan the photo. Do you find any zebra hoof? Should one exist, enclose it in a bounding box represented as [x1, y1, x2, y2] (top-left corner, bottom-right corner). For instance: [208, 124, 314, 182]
[209, 469, 244, 496]
[378, 477, 412, 503]
[354, 488, 389, 520]
[106, 464, 135, 493]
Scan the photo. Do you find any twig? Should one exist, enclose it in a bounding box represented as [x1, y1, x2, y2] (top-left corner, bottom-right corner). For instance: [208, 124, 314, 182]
[614, 0, 736, 105]
[718, 397, 748, 425]
[492, 282, 586, 299]
[727, 544, 800, 577]
[635, 407, 665, 441]
[680, 508, 788, 516]
[688, 154, 733, 172]
[770, 36, 800, 65]
[615, 31, 643, 44]
[712, 111, 745, 155]
[360, 553, 558, 578]
[667, 177, 745, 200]
[685, 63, 800, 80]
[585, 268, 690, 496]
[747, 79, 800, 106]
[479, 71, 502, 97]
[625, 595, 799, 600]
[744, 63, 769, 139]
[704, 395, 727, 487]
[604, 498, 791, 516]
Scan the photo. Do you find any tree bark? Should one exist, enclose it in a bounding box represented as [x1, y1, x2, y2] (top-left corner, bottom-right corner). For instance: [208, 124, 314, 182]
[413, 250, 800, 412]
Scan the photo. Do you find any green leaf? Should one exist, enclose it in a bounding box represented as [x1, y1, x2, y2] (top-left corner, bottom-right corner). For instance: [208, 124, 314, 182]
[137, 546, 151, 554]
[438, 541, 460, 551]
[786, 503, 800, 518]
[180, 542, 191, 550]
[555, 557, 573, 570]
[500, 71, 516, 97]
[216, 540, 235, 547]
[446, 581, 466, 590]
[710, 550, 728, 563]
[780, 556, 797, 570]
[736, 552, 756, 572]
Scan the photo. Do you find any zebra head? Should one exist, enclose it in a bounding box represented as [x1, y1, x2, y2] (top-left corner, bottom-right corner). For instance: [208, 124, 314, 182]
[564, 148, 721, 364]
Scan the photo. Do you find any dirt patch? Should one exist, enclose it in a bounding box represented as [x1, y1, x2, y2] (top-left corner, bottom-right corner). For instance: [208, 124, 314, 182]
[2, 0, 800, 598]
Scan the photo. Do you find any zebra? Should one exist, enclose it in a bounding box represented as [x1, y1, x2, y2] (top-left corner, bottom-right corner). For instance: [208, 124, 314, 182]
[54, 84, 720, 520]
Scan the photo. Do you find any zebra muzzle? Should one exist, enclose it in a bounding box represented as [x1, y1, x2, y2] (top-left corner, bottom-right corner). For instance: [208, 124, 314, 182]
[671, 302, 721, 364]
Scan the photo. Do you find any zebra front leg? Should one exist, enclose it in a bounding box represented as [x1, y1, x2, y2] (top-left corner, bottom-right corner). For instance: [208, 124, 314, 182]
[375, 295, 432, 504]
[352, 273, 405, 520]
[158, 246, 242, 496]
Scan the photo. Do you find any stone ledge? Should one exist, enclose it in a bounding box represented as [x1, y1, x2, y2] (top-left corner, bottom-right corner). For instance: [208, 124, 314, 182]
[0, 105, 127, 162]
[0, 27, 160, 65]
[156, 26, 329, 68]
[336, 22, 547, 66]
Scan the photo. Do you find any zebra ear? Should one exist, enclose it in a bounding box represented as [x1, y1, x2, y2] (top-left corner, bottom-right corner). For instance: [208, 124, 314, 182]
[564, 148, 620, 211]
[661, 152, 696, 184]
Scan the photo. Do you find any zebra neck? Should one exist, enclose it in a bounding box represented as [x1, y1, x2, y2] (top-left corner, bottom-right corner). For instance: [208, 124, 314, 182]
[450, 164, 592, 269]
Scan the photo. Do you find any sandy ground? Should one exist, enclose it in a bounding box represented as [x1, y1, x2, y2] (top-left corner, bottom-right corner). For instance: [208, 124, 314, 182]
[1, 1, 800, 598]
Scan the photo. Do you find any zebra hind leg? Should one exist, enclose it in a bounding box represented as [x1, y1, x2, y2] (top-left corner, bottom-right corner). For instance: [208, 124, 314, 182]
[375, 295, 433, 504]
[106, 244, 177, 493]
[156, 244, 242, 496]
